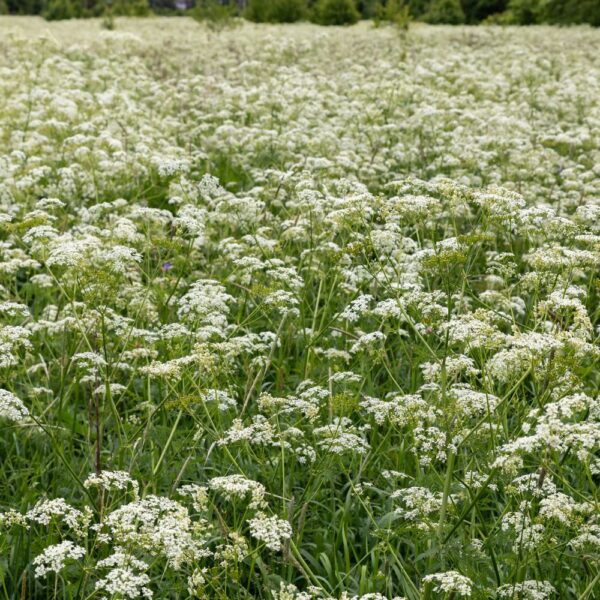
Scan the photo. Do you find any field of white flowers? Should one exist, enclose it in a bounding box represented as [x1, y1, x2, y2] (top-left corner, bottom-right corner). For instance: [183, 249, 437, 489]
[0, 15, 599, 600]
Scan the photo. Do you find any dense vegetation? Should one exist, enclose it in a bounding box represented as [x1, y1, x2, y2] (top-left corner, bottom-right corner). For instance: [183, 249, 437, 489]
[1, 0, 599, 26]
[1, 15, 599, 600]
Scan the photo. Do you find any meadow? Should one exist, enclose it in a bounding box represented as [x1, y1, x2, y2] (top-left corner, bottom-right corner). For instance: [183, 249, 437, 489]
[0, 16, 599, 600]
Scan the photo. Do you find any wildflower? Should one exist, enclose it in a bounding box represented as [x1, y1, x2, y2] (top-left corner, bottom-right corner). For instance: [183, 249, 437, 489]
[209, 474, 267, 510]
[33, 541, 85, 578]
[495, 580, 556, 599]
[0, 389, 29, 422]
[26, 498, 92, 536]
[104, 496, 201, 569]
[84, 471, 139, 498]
[422, 571, 473, 597]
[247, 513, 292, 552]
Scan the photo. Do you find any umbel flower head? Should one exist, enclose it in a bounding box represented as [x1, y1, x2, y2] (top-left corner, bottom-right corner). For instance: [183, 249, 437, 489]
[33, 541, 85, 577]
[0, 389, 29, 422]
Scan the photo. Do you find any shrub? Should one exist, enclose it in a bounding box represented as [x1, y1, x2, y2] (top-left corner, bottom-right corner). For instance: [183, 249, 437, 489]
[7, 0, 43, 13]
[112, 0, 151, 16]
[313, 0, 360, 25]
[374, 0, 411, 28]
[268, 0, 307, 22]
[406, 0, 428, 17]
[192, 0, 238, 29]
[359, 0, 381, 18]
[81, 2, 104, 17]
[101, 12, 116, 28]
[482, 9, 514, 23]
[422, 0, 465, 23]
[245, 0, 269, 21]
[246, 0, 306, 23]
[506, 0, 543, 24]
[504, 0, 600, 25]
[42, 0, 75, 20]
[461, 0, 508, 23]
[542, 0, 600, 26]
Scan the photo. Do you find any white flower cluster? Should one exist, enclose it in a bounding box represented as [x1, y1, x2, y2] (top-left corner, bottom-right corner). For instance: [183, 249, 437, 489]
[33, 541, 86, 578]
[0, 389, 29, 422]
[247, 513, 292, 552]
[422, 571, 473, 597]
[25, 498, 92, 536]
[495, 580, 556, 600]
[104, 495, 199, 569]
[208, 474, 267, 509]
[84, 470, 140, 498]
[95, 550, 152, 599]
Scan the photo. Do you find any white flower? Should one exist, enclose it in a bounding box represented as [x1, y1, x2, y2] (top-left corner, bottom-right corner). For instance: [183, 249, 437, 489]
[0, 389, 29, 422]
[350, 331, 386, 355]
[104, 495, 201, 569]
[33, 541, 85, 578]
[422, 570, 473, 597]
[209, 474, 266, 509]
[496, 580, 556, 600]
[177, 279, 233, 328]
[26, 498, 91, 535]
[84, 471, 139, 498]
[95, 567, 152, 599]
[247, 513, 292, 552]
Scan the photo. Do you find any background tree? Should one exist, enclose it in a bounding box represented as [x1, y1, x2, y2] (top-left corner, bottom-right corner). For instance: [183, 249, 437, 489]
[43, 0, 75, 20]
[313, 0, 360, 24]
[7, 0, 43, 13]
[461, 0, 507, 22]
[1, 0, 599, 27]
[246, 0, 306, 22]
[374, 0, 411, 28]
[112, 0, 151, 16]
[507, 0, 543, 24]
[422, 0, 465, 23]
[192, 0, 239, 29]
[268, 0, 306, 22]
[541, 0, 600, 26]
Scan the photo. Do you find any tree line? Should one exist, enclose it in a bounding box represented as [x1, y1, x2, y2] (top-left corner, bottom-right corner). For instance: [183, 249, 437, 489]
[1, 0, 599, 27]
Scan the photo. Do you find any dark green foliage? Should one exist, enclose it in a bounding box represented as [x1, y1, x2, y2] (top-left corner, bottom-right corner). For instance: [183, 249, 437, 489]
[357, 0, 380, 17]
[373, 0, 411, 27]
[268, 0, 307, 22]
[245, 0, 269, 21]
[43, 0, 75, 20]
[505, 0, 600, 25]
[2, 0, 599, 27]
[406, 0, 428, 16]
[540, 0, 600, 26]
[7, 0, 43, 13]
[461, 0, 507, 22]
[192, 0, 238, 27]
[112, 0, 151, 16]
[147, 0, 185, 13]
[102, 10, 116, 27]
[246, 0, 306, 22]
[313, 0, 360, 24]
[8, 0, 151, 17]
[403, 0, 471, 23]
[506, 0, 543, 24]
[422, 0, 465, 23]
[68, 0, 105, 17]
